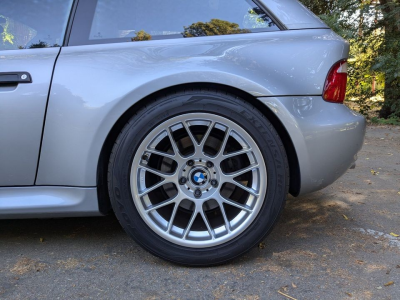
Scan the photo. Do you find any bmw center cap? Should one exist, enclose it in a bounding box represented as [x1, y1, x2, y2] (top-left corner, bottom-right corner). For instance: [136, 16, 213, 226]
[192, 170, 208, 186]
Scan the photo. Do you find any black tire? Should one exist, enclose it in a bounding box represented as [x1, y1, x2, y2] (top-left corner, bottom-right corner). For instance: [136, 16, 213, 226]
[108, 89, 289, 266]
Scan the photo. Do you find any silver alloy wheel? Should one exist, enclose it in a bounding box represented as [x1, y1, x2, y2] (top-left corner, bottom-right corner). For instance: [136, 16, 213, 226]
[130, 113, 267, 248]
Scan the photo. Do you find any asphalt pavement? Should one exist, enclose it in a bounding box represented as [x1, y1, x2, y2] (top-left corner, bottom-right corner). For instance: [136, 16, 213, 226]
[0, 125, 399, 300]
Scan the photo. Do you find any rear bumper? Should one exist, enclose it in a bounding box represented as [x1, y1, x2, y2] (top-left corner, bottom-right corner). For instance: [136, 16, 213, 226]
[258, 96, 366, 196]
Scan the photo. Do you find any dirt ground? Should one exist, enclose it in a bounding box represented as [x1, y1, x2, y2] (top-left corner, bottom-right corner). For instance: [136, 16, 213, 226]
[0, 125, 399, 300]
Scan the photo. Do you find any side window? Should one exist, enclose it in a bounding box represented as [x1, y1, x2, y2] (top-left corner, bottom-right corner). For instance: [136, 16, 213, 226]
[0, 0, 73, 51]
[71, 0, 279, 45]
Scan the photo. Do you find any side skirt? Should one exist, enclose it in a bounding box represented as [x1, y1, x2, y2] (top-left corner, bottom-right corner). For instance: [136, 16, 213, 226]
[0, 186, 102, 219]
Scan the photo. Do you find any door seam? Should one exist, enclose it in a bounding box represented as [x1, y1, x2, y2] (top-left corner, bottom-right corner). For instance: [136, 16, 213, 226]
[34, 47, 62, 185]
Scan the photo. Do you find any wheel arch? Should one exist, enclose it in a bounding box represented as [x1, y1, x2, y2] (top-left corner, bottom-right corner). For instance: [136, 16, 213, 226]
[97, 83, 301, 214]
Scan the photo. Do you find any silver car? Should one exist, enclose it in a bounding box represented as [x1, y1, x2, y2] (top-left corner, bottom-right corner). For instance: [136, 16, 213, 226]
[0, 0, 365, 266]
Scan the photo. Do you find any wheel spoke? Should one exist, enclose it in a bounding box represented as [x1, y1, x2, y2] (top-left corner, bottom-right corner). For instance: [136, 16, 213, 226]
[139, 180, 170, 197]
[139, 164, 174, 179]
[220, 195, 253, 213]
[166, 129, 183, 159]
[217, 201, 231, 233]
[183, 210, 197, 240]
[145, 148, 176, 160]
[182, 121, 200, 147]
[215, 129, 231, 158]
[200, 210, 215, 240]
[145, 195, 178, 212]
[167, 201, 180, 233]
[199, 121, 215, 147]
[230, 180, 259, 197]
[222, 148, 252, 159]
[224, 163, 259, 178]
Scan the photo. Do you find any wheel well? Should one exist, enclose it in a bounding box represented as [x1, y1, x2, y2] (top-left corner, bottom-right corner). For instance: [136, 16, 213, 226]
[97, 83, 301, 214]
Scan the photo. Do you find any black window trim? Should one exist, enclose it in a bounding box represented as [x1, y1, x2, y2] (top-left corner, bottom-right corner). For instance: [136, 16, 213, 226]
[252, 0, 287, 30]
[68, 0, 283, 47]
[63, 0, 80, 47]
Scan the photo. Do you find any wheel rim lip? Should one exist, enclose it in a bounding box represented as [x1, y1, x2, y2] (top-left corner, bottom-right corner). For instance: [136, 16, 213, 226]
[130, 113, 267, 248]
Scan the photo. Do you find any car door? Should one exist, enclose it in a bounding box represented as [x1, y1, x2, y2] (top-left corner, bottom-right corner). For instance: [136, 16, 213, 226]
[0, 0, 73, 186]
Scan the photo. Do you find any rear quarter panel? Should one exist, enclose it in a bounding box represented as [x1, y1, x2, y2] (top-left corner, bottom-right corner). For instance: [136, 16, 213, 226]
[36, 29, 349, 186]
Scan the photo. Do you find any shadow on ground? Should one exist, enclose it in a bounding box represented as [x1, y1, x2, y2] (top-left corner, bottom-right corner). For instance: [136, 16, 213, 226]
[0, 192, 352, 253]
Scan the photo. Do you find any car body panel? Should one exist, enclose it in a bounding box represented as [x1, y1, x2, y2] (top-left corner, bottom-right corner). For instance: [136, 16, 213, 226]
[0, 48, 60, 186]
[0, 95, 365, 219]
[0, 186, 100, 219]
[36, 29, 349, 187]
[259, 96, 366, 195]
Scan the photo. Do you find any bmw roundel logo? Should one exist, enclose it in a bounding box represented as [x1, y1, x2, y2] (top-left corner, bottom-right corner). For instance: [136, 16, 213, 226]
[192, 171, 207, 185]
[194, 172, 205, 183]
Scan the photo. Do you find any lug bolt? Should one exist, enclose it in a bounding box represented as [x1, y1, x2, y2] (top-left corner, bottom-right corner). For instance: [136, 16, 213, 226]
[211, 179, 219, 187]
[142, 154, 149, 161]
[179, 177, 187, 185]
[187, 160, 194, 166]
[194, 189, 202, 198]
[206, 161, 214, 168]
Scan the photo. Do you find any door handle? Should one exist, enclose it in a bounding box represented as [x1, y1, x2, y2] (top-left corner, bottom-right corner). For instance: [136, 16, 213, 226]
[0, 72, 32, 84]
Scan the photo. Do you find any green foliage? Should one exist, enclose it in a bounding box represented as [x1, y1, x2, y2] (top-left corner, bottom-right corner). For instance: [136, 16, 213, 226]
[245, 8, 276, 28]
[29, 40, 48, 48]
[370, 116, 400, 125]
[245, 9, 269, 28]
[132, 30, 152, 42]
[0, 15, 15, 45]
[300, 0, 400, 119]
[183, 19, 250, 37]
[347, 33, 384, 115]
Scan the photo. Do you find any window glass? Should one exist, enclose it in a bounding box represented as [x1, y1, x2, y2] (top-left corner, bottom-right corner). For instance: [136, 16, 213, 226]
[0, 0, 73, 51]
[89, 0, 279, 42]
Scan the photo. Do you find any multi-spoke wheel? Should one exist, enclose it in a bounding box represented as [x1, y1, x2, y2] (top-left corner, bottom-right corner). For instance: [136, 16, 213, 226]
[108, 90, 289, 266]
[131, 113, 266, 247]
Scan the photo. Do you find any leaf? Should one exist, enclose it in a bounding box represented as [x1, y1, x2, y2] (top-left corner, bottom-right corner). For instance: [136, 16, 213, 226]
[390, 233, 399, 237]
[343, 214, 349, 220]
[259, 242, 266, 249]
[384, 281, 394, 287]
[370, 169, 379, 175]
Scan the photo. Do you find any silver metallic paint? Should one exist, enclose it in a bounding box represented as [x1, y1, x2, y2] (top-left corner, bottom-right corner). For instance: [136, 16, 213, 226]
[259, 96, 366, 194]
[0, 186, 101, 219]
[36, 29, 350, 190]
[0, 48, 59, 186]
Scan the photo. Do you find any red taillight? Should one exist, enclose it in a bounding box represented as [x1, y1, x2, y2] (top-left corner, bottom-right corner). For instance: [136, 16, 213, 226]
[323, 60, 348, 103]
